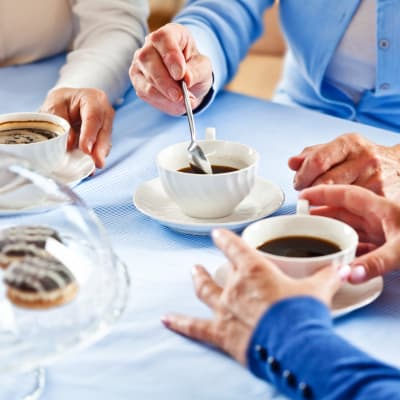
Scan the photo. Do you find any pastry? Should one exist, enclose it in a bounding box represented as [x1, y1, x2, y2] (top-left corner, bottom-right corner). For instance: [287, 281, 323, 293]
[0, 242, 47, 269]
[0, 225, 61, 249]
[3, 253, 78, 309]
[0, 225, 62, 269]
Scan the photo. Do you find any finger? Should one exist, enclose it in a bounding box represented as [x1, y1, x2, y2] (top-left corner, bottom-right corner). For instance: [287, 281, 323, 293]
[311, 159, 360, 186]
[303, 264, 349, 305]
[90, 116, 113, 169]
[288, 154, 305, 171]
[356, 242, 377, 256]
[293, 138, 349, 190]
[212, 229, 279, 274]
[192, 265, 222, 309]
[185, 54, 213, 97]
[134, 45, 182, 103]
[350, 239, 400, 283]
[132, 69, 186, 115]
[149, 24, 189, 80]
[161, 314, 217, 344]
[309, 205, 368, 233]
[78, 97, 104, 155]
[300, 184, 392, 220]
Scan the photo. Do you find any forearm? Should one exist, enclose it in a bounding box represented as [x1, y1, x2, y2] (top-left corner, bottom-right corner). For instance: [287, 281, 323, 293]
[54, 0, 148, 104]
[174, 0, 273, 100]
[248, 297, 400, 400]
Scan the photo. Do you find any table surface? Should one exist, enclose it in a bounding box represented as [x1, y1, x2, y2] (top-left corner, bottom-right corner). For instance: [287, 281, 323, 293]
[1, 54, 400, 400]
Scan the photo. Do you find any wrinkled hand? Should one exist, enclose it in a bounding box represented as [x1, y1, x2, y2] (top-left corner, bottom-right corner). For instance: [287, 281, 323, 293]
[40, 87, 115, 168]
[288, 133, 400, 200]
[129, 23, 213, 115]
[300, 184, 400, 283]
[162, 229, 346, 364]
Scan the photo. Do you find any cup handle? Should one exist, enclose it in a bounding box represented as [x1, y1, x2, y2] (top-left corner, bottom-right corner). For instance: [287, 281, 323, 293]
[205, 127, 216, 141]
[296, 199, 310, 215]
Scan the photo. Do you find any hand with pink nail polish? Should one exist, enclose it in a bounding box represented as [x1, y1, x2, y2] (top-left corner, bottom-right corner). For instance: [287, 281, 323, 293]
[129, 23, 213, 116]
[300, 184, 400, 283]
[40, 87, 115, 169]
[162, 229, 345, 364]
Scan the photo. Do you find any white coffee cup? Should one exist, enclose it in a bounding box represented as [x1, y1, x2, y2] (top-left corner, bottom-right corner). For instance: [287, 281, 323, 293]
[157, 132, 259, 219]
[0, 112, 70, 174]
[241, 200, 358, 278]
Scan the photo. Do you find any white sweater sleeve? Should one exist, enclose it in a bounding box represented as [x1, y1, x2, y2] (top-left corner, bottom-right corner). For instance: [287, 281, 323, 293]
[53, 0, 148, 104]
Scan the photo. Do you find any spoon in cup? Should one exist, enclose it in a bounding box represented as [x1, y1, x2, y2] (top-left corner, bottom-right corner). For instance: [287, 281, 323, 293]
[181, 80, 212, 174]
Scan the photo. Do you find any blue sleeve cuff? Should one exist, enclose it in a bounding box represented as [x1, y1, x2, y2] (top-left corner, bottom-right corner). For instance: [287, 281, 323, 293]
[247, 296, 331, 383]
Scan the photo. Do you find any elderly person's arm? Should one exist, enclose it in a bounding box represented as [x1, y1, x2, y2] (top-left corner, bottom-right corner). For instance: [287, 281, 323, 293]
[41, 0, 148, 168]
[162, 206, 400, 399]
[130, 0, 273, 115]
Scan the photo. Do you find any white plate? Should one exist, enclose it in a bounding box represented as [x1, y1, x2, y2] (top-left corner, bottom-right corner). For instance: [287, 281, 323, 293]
[133, 176, 285, 235]
[214, 263, 383, 318]
[0, 149, 94, 215]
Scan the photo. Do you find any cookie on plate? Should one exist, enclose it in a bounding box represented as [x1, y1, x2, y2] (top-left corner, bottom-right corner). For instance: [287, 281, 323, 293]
[0, 243, 47, 269]
[3, 253, 78, 309]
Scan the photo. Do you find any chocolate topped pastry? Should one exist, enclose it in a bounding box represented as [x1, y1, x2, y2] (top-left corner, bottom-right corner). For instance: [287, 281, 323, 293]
[0, 225, 62, 250]
[3, 254, 78, 309]
[0, 225, 62, 269]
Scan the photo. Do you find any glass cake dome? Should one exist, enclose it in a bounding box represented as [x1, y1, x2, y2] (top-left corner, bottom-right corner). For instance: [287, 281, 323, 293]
[0, 152, 129, 399]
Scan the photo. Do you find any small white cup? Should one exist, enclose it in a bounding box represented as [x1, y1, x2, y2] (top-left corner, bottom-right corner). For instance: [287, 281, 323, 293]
[157, 133, 259, 219]
[0, 112, 70, 174]
[242, 201, 358, 278]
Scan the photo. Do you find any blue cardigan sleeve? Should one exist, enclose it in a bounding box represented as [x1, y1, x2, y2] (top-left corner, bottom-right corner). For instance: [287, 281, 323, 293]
[174, 0, 274, 108]
[247, 297, 400, 400]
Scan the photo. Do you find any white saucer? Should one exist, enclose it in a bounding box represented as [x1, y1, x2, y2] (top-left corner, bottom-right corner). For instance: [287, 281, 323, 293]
[0, 149, 94, 215]
[133, 176, 285, 235]
[51, 149, 95, 188]
[214, 263, 383, 318]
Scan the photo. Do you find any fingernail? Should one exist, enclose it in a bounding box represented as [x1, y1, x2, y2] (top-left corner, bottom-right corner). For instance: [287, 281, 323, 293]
[192, 265, 200, 276]
[161, 315, 171, 328]
[87, 141, 93, 153]
[338, 264, 351, 281]
[350, 265, 367, 283]
[167, 87, 180, 102]
[170, 63, 182, 80]
[211, 229, 222, 241]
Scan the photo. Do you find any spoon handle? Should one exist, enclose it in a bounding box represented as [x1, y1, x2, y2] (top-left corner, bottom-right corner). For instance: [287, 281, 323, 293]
[181, 80, 196, 142]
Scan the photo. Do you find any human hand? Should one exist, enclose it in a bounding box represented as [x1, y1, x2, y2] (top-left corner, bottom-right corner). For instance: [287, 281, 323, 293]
[40, 87, 115, 168]
[129, 23, 213, 115]
[300, 184, 400, 283]
[288, 133, 400, 200]
[162, 229, 348, 364]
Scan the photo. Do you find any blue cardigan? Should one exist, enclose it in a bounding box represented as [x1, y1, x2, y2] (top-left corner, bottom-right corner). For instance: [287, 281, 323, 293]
[175, 0, 400, 133]
[247, 297, 400, 399]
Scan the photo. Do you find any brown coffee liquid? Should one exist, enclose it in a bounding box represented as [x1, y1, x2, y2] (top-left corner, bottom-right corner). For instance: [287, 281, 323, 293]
[0, 128, 58, 144]
[257, 236, 341, 258]
[178, 164, 239, 174]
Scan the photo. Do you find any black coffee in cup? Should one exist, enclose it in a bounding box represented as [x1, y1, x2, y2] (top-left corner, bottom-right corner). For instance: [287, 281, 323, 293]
[257, 235, 341, 258]
[0, 128, 58, 144]
[178, 164, 239, 174]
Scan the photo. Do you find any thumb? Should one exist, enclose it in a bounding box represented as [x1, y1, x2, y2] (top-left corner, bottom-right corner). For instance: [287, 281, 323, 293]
[350, 239, 400, 283]
[302, 264, 350, 306]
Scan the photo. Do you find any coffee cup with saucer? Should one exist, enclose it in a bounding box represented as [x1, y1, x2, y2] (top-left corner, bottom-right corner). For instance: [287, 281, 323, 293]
[133, 128, 285, 235]
[214, 199, 383, 317]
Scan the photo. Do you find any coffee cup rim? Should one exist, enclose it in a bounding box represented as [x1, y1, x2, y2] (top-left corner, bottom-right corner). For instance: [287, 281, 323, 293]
[242, 214, 358, 262]
[0, 112, 70, 145]
[157, 139, 259, 175]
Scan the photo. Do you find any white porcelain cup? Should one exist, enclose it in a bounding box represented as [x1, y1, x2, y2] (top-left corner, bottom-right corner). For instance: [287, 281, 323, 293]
[0, 112, 70, 174]
[157, 136, 259, 219]
[242, 200, 358, 278]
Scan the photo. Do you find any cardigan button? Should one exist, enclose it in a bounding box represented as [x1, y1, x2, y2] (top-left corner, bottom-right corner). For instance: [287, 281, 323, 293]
[299, 382, 313, 399]
[283, 369, 297, 388]
[267, 356, 281, 374]
[379, 39, 390, 49]
[255, 345, 268, 361]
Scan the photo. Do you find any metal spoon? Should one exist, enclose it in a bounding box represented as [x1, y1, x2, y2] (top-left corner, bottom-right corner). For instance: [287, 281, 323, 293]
[181, 80, 212, 174]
